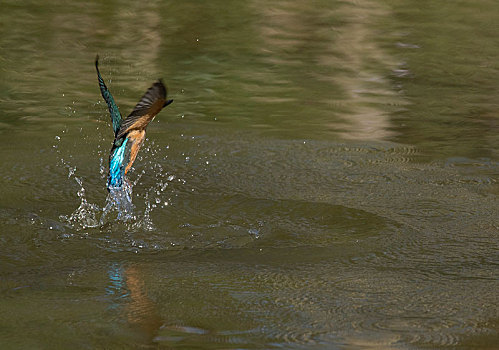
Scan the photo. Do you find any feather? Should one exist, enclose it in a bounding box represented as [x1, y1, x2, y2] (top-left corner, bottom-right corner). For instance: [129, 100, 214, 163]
[116, 80, 171, 139]
[95, 55, 122, 136]
[107, 138, 129, 188]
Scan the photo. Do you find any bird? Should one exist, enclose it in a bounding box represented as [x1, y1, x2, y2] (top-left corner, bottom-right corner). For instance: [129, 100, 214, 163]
[95, 56, 173, 191]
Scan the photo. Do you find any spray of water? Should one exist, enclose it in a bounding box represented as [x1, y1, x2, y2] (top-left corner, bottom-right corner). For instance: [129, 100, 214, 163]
[59, 157, 177, 231]
[101, 180, 135, 224]
[59, 164, 102, 229]
[61, 172, 140, 230]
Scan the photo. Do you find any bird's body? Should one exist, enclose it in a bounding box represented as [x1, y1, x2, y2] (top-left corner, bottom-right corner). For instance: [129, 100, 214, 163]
[95, 56, 173, 190]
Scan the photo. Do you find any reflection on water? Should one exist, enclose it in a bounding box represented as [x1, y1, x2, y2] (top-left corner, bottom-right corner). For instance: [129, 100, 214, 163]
[124, 266, 163, 338]
[106, 263, 163, 344]
[0, 0, 498, 349]
[106, 263, 126, 307]
[255, 0, 404, 141]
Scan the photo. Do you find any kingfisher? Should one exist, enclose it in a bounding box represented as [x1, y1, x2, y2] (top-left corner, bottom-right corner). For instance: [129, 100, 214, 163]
[95, 56, 173, 191]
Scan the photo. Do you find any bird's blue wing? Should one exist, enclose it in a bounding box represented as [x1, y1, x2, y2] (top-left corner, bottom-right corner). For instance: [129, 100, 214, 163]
[95, 56, 122, 136]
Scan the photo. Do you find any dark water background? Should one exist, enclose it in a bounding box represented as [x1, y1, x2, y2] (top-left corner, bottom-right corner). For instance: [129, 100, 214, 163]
[0, 0, 498, 348]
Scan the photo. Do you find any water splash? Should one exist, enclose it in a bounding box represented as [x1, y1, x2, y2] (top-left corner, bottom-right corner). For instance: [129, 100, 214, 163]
[100, 179, 136, 224]
[60, 174, 101, 230]
[58, 157, 136, 228]
[57, 136, 179, 231]
[59, 162, 175, 230]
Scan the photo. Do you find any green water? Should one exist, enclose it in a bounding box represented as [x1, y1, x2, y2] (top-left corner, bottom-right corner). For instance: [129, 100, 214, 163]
[1, 0, 498, 348]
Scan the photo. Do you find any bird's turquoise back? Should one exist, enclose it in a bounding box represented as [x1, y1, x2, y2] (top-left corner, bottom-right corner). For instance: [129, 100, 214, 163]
[108, 138, 129, 188]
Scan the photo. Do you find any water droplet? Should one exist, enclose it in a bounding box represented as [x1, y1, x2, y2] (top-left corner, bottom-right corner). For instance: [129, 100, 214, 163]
[248, 228, 260, 238]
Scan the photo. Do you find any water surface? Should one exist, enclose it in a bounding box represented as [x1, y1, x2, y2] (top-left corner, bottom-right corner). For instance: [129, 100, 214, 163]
[0, 0, 498, 349]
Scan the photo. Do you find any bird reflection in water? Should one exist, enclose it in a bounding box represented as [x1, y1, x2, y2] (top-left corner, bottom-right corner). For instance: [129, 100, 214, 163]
[106, 263, 163, 345]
